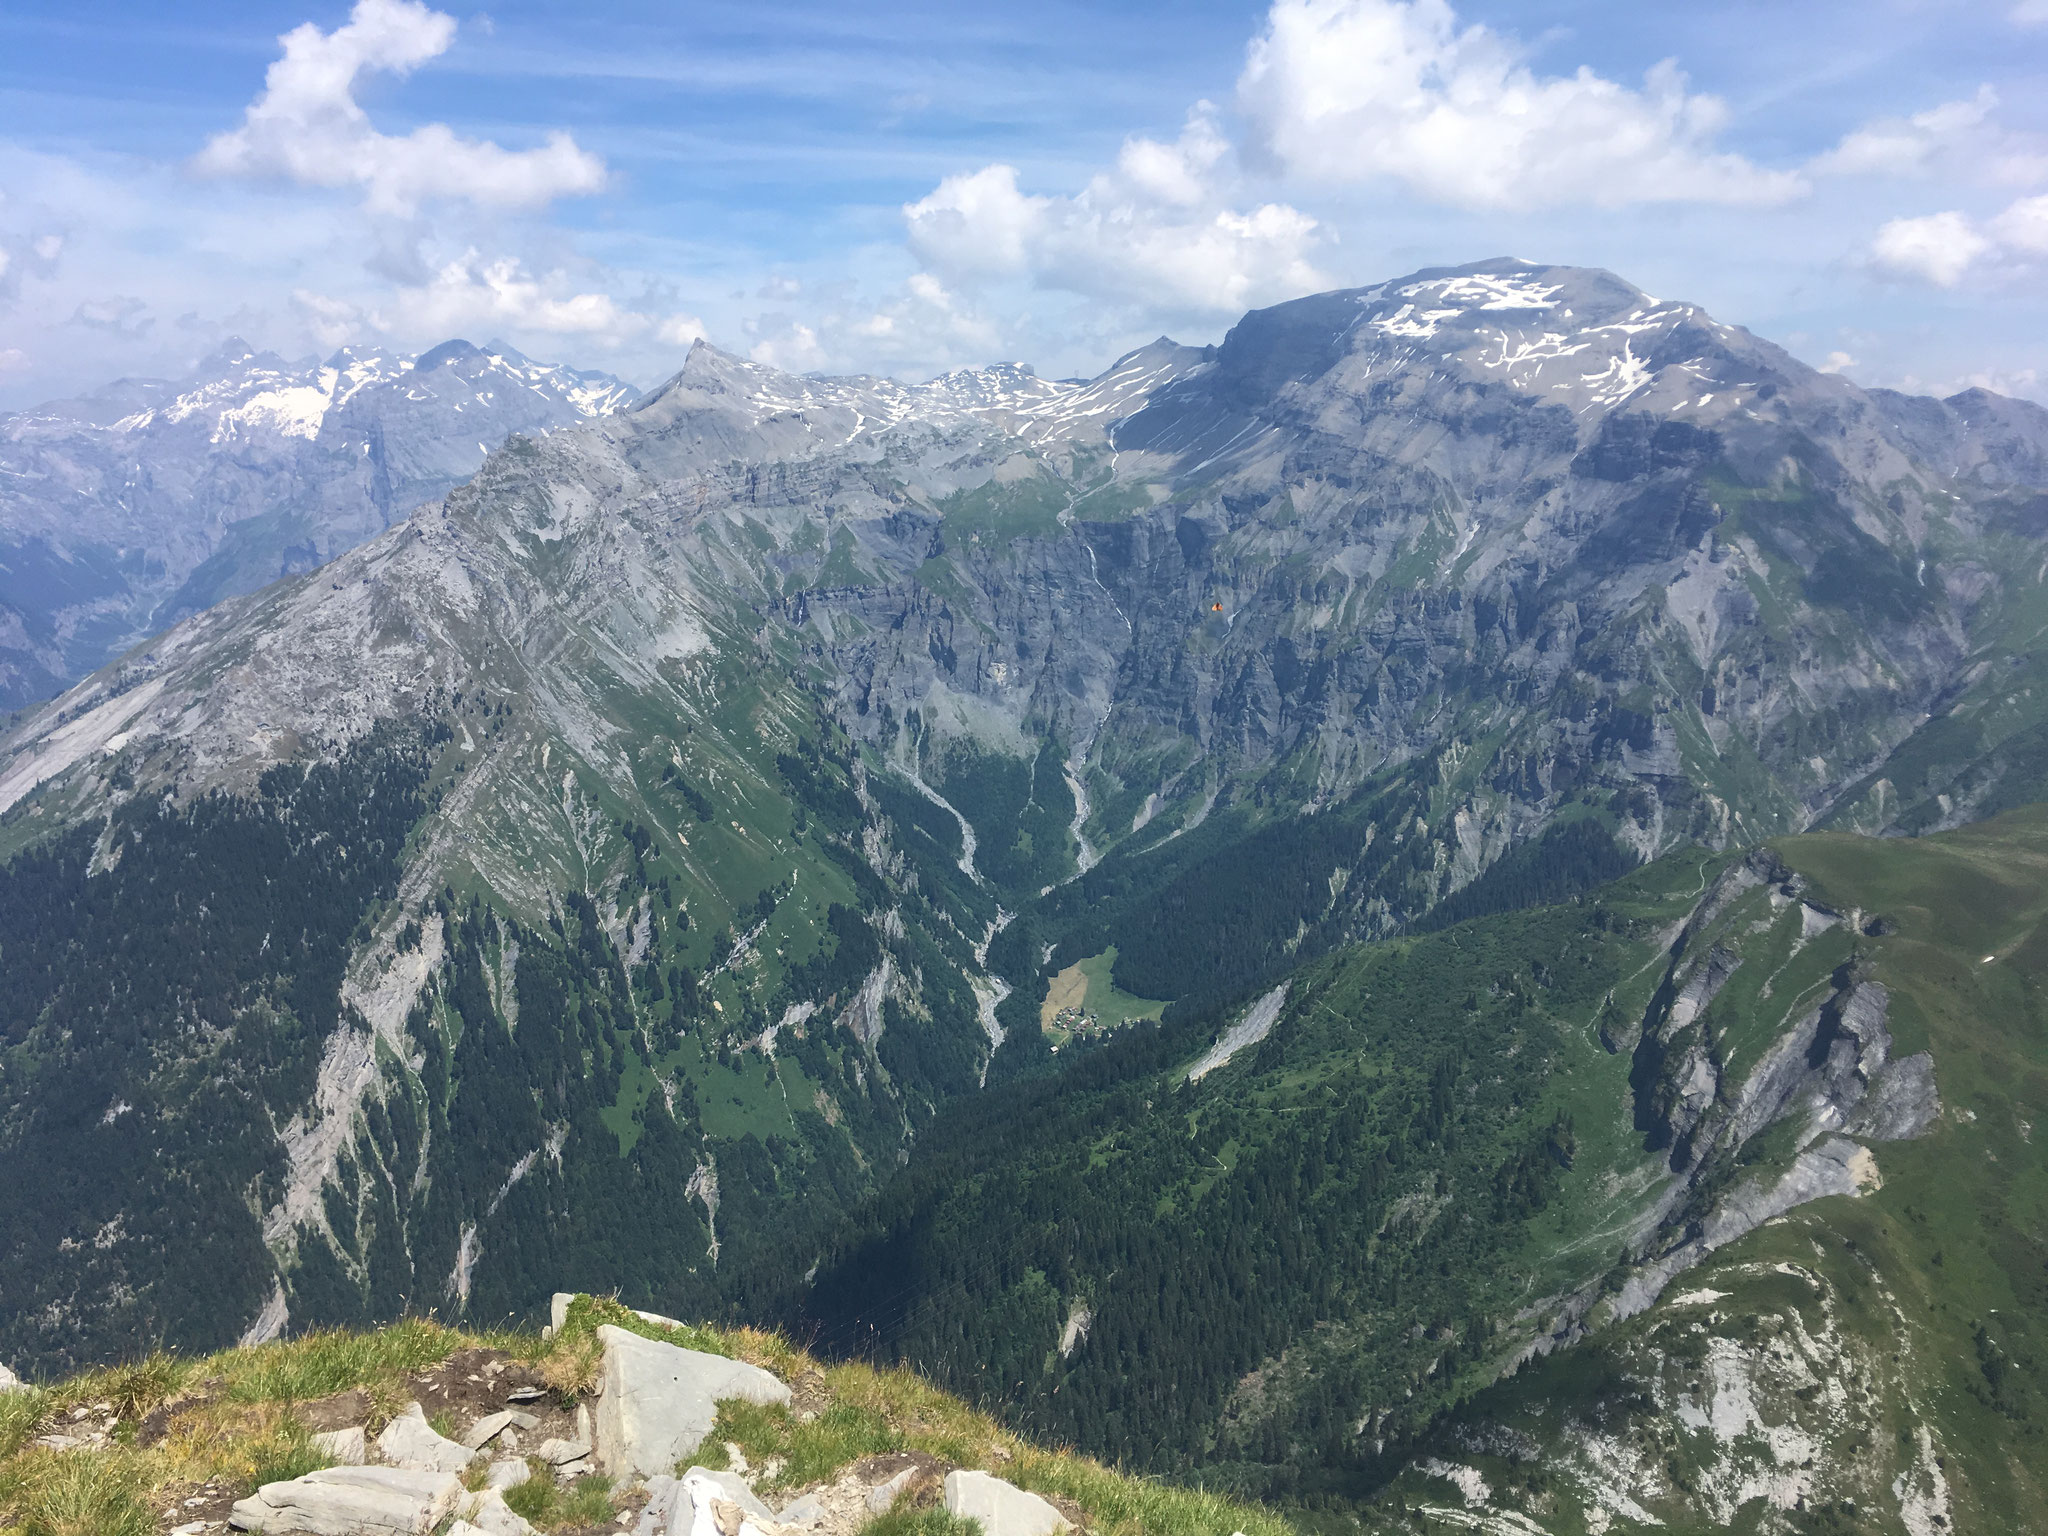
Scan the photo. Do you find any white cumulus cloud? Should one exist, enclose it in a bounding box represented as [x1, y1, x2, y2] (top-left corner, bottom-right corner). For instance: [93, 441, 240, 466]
[848, 273, 1003, 361]
[195, 0, 606, 216]
[904, 108, 1329, 314]
[292, 288, 365, 349]
[904, 166, 1051, 281]
[1870, 211, 1995, 287]
[748, 320, 829, 373]
[1235, 0, 1805, 209]
[1990, 193, 2048, 254]
[739, 274, 1003, 376]
[1869, 192, 2048, 287]
[656, 313, 709, 347]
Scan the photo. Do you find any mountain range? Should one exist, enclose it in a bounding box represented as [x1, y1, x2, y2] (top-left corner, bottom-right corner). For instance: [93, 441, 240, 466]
[2, 258, 2046, 1533]
[0, 336, 636, 710]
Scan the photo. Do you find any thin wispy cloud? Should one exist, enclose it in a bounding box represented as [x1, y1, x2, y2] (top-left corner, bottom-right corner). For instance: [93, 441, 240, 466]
[1813, 86, 2048, 187]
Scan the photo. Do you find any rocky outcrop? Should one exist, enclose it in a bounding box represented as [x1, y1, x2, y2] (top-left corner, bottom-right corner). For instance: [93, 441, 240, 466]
[1603, 883, 1941, 1325]
[484, 1458, 531, 1491]
[1847, 1050, 1939, 1140]
[536, 1434, 592, 1476]
[229, 1468, 540, 1536]
[864, 1467, 920, 1512]
[1611, 1136, 1883, 1319]
[311, 1426, 367, 1465]
[447, 1489, 537, 1536]
[592, 1325, 793, 1480]
[546, 1291, 688, 1337]
[228, 1465, 463, 1534]
[670, 1466, 780, 1536]
[461, 1408, 539, 1451]
[942, 1471, 1074, 1536]
[375, 1403, 474, 1474]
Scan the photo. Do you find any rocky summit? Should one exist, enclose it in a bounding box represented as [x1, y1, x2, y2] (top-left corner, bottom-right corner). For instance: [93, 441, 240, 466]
[2, 260, 2047, 1534]
[0, 1295, 1258, 1536]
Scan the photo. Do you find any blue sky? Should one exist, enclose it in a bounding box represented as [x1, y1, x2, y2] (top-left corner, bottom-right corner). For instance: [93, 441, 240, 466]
[0, 0, 2044, 405]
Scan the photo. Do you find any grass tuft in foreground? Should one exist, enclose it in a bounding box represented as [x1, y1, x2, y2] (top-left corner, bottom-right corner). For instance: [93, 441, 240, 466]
[712, 1398, 902, 1493]
[6, 1453, 154, 1536]
[504, 1465, 617, 1527]
[858, 1508, 982, 1536]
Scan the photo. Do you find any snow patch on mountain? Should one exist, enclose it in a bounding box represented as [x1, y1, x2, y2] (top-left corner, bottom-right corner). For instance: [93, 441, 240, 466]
[214, 383, 336, 442]
[0, 336, 639, 708]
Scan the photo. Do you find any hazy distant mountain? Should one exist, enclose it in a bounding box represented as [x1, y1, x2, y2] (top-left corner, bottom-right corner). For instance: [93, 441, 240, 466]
[0, 336, 635, 709]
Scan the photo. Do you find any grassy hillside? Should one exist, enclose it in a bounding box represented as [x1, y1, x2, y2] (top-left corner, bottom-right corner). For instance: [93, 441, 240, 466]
[0, 1300, 1293, 1536]
[798, 851, 1720, 1491]
[794, 808, 2048, 1534]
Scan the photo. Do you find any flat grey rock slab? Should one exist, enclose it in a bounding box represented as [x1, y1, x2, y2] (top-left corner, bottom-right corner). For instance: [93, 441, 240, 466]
[376, 1404, 473, 1473]
[484, 1457, 531, 1491]
[463, 1409, 540, 1451]
[943, 1471, 1072, 1536]
[449, 1488, 538, 1536]
[228, 1464, 462, 1534]
[780, 1491, 829, 1523]
[536, 1436, 592, 1464]
[685, 1467, 775, 1522]
[311, 1426, 366, 1465]
[592, 1325, 790, 1480]
[632, 1476, 682, 1536]
[866, 1468, 918, 1513]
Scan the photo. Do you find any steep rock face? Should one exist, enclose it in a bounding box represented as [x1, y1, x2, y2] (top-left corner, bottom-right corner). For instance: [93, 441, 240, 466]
[1069, 265, 2022, 842]
[0, 337, 635, 708]
[776, 262, 2048, 967]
